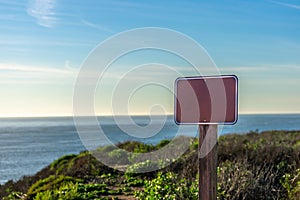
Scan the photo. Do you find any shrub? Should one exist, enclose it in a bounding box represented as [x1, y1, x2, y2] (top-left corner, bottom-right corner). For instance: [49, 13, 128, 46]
[117, 141, 155, 153]
[27, 175, 83, 199]
[126, 160, 160, 174]
[33, 182, 111, 200]
[2, 191, 26, 200]
[50, 154, 77, 171]
[218, 159, 288, 199]
[135, 172, 197, 200]
[155, 140, 170, 149]
[124, 174, 145, 187]
[108, 149, 130, 165]
[281, 168, 300, 200]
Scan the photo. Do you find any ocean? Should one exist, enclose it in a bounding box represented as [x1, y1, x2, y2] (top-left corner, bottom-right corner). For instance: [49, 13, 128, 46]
[0, 114, 300, 184]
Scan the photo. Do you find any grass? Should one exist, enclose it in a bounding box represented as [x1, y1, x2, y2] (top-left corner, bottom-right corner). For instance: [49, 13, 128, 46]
[0, 130, 299, 199]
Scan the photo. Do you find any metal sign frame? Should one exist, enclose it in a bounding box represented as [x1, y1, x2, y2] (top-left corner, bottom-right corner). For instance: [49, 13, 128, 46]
[174, 75, 238, 125]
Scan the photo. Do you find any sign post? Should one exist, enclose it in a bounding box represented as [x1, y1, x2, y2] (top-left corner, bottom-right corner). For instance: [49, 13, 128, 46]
[198, 124, 218, 200]
[175, 75, 238, 200]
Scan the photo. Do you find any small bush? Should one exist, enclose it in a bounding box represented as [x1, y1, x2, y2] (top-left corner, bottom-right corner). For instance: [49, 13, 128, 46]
[135, 172, 197, 200]
[126, 160, 160, 174]
[117, 141, 155, 153]
[50, 154, 77, 171]
[124, 175, 145, 187]
[33, 182, 111, 200]
[155, 140, 170, 149]
[27, 175, 83, 199]
[108, 149, 130, 165]
[2, 191, 26, 200]
[281, 168, 300, 200]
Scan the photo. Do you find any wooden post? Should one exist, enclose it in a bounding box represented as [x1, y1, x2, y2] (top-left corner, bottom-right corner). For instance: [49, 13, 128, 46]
[198, 124, 218, 200]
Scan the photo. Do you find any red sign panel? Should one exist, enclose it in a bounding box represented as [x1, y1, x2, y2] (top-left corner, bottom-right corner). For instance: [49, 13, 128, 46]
[175, 75, 238, 124]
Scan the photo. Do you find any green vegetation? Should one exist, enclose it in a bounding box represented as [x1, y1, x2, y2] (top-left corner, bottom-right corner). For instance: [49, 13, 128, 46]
[134, 172, 198, 200]
[0, 130, 299, 199]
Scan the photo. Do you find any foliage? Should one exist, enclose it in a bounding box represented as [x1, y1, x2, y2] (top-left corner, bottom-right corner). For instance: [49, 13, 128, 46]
[50, 154, 77, 171]
[108, 149, 130, 164]
[124, 174, 145, 187]
[117, 141, 155, 153]
[280, 168, 300, 200]
[155, 140, 170, 149]
[33, 182, 114, 200]
[2, 191, 27, 200]
[27, 175, 83, 199]
[1, 130, 299, 199]
[126, 160, 161, 174]
[135, 172, 197, 200]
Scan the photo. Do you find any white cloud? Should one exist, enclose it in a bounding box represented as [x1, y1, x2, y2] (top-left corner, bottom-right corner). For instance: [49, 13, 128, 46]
[0, 63, 78, 84]
[262, 64, 300, 69]
[27, 0, 58, 28]
[220, 64, 300, 73]
[267, 0, 300, 10]
[0, 38, 94, 46]
[81, 19, 114, 33]
[0, 63, 77, 74]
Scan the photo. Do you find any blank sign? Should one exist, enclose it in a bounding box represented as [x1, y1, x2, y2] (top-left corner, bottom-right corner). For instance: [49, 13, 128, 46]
[174, 75, 238, 124]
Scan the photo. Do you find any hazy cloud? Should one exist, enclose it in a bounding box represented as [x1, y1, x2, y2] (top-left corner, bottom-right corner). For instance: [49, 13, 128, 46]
[267, 0, 300, 10]
[81, 19, 114, 33]
[0, 63, 76, 74]
[27, 0, 58, 28]
[219, 64, 300, 75]
[0, 63, 78, 84]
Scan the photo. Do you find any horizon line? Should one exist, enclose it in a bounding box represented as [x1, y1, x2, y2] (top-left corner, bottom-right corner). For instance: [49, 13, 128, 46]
[0, 112, 300, 118]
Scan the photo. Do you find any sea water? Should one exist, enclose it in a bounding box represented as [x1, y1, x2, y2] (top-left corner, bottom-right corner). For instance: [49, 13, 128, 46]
[0, 114, 300, 184]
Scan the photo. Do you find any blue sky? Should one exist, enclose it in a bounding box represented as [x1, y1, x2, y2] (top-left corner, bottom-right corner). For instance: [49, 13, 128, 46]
[0, 0, 300, 116]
